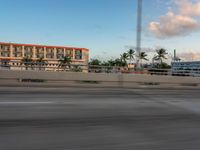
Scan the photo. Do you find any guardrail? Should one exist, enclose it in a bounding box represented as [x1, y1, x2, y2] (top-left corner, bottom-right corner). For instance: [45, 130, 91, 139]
[1, 61, 200, 77]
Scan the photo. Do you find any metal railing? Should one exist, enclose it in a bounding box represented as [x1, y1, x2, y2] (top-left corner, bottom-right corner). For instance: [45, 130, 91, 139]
[1, 61, 200, 77]
[0, 61, 88, 72]
[148, 68, 200, 77]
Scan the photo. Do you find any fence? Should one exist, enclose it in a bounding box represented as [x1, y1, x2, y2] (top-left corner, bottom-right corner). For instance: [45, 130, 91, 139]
[1, 61, 200, 77]
[0, 61, 88, 72]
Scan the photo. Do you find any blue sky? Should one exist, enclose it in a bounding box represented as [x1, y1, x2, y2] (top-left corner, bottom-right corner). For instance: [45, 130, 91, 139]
[0, 0, 200, 61]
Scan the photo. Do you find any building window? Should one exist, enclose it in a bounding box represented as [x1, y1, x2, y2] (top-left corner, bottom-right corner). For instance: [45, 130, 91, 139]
[66, 50, 73, 57]
[36, 47, 44, 58]
[13, 46, 22, 57]
[46, 48, 54, 59]
[56, 48, 64, 59]
[75, 50, 82, 60]
[0, 45, 10, 57]
[24, 46, 33, 58]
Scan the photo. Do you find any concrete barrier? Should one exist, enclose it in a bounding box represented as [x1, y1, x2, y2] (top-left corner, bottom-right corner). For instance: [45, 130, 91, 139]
[0, 70, 200, 88]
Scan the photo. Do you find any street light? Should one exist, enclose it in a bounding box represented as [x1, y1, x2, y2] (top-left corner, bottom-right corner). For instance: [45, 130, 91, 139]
[136, 0, 143, 70]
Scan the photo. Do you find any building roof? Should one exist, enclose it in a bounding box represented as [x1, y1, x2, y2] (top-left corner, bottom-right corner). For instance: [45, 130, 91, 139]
[0, 42, 89, 52]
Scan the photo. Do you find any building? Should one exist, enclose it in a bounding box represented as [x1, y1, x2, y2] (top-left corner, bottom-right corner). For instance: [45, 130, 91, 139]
[0, 42, 89, 71]
[171, 61, 200, 77]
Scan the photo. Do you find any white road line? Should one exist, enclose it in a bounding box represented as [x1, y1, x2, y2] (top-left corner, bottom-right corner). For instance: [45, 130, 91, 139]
[0, 102, 54, 105]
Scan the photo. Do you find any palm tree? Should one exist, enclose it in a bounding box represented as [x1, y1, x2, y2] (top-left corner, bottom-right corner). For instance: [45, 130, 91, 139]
[58, 55, 72, 71]
[89, 59, 101, 66]
[154, 48, 168, 64]
[88, 59, 102, 73]
[107, 59, 116, 66]
[138, 52, 148, 66]
[21, 56, 33, 70]
[127, 49, 135, 64]
[36, 56, 47, 70]
[120, 52, 128, 67]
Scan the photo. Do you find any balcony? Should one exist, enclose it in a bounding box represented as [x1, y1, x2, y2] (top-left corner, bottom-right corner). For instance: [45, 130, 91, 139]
[57, 49, 64, 54]
[57, 54, 64, 59]
[24, 47, 33, 53]
[46, 48, 54, 51]
[46, 54, 54, 59]
[13, 53, 22, 57]
[1, 49, 10, 52]
[1, 53, 10, 57]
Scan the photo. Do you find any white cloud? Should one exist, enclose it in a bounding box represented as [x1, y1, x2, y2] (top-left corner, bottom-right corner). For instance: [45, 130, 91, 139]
[149, 0, 200, 39]
[175, 0, 200, 16]
[178, 52, 200, 60]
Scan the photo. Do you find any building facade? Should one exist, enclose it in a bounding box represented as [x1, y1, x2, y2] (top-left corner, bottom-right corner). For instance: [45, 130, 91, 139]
[171, 61, 200, 77]
[0, 42, 89, 71]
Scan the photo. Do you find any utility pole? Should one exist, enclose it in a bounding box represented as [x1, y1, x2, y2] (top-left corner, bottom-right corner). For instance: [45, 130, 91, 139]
[136, 0, 143, 70]
[174, 49, 176, 62]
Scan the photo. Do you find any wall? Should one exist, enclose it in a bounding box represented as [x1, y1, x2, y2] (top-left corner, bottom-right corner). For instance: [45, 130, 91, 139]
[0, 70, 200, 88]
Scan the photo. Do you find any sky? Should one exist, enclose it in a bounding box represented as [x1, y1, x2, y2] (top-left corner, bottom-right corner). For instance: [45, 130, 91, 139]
[0, 0, 200, 61]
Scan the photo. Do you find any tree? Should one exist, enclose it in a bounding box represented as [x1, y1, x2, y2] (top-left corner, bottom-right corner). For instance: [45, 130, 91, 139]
[120, 52, 128, 67]
[89, 59, 101, 66]
[113, 58, 121, 67]
[88, 59, 102, 73]
[154, 48, 168, 64]
[21, 56, 33, 70]
[36, 56, 47, 70]
[101, 61, 109, 66]
[138, 52, 148, 66]
[58, 55, 72, 71]
[107, 59, 116, 66]
[127, 49, 135, 64]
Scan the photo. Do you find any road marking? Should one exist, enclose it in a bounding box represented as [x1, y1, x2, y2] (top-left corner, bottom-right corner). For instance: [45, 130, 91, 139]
[0, 102, 54, 105]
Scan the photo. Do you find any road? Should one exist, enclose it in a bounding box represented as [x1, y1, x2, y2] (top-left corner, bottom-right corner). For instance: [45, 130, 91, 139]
[0, 87, 200, 150]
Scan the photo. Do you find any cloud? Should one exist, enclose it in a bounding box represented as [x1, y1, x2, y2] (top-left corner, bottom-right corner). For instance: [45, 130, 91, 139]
[178, 52, 200, 60]
[149, 0, 200, 39]
[175, 0, 200, 16]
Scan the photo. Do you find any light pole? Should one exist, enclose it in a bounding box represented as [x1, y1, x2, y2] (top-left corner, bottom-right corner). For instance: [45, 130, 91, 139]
[136, 0, 143, 70]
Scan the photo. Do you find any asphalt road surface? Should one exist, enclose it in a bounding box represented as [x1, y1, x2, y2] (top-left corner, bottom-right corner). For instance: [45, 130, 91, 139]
[0, 87, 200, 150]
